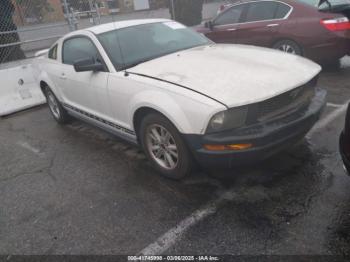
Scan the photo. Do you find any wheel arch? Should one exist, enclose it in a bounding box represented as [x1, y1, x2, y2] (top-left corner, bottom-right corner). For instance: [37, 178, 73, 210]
[37, 71, 63, 101]
[128, 89, 218, 139]
[133, 107, 164, 140]
[132, 105, 189, 141]
[40, 80, 48, 94]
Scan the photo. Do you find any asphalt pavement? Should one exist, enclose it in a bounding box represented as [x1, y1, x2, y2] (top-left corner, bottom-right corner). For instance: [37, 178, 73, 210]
[0, 57, 350, 256]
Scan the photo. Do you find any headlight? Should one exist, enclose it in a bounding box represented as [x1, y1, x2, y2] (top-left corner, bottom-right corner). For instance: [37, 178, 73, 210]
[209, 111, 225, 130]
[206, 106, 248, 133]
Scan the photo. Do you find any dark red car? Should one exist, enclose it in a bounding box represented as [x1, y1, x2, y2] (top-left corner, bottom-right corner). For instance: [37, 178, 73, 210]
[196, 0, 350, 64]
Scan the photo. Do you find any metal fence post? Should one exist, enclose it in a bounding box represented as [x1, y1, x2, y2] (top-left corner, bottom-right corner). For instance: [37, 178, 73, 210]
[171, 0, 175, 21]
[95, 3, 101, 24]
[88, 0, 97, 25]
[62, 0, 75, 31]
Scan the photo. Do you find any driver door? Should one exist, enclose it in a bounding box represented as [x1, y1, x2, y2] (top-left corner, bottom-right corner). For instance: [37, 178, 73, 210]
[59, 36, 112, 119]
[205, 4, 247, 43]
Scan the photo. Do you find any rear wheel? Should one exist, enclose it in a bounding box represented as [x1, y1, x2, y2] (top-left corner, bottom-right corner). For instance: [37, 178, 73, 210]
[43, 86, 70, 124]
[139, 113, 193, 179]
[273, 40, 302, 56]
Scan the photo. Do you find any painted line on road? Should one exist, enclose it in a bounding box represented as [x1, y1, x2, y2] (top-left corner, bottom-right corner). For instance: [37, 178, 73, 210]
[139, 190, 236, 256]
[327, 102, 343, 108]
[139, 100, 350, 255]
[307, 101, 349, 137]
[17, 141, 41, 155]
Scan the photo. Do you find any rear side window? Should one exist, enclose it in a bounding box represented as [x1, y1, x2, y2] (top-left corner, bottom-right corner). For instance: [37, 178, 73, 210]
[62, 37, 100, 65]
[214, 5, 245, 25]
[245, 1, 279, 22]
[48, 44, 58, 60]
[275, 3, 292, 19]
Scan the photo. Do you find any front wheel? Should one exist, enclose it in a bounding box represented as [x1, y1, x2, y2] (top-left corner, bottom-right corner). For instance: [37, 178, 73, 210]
[139, 113, 193, 179]
[273, 40, 302, 56]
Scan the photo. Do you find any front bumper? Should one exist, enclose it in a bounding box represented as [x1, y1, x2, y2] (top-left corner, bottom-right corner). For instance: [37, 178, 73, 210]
[184, 88, 327, 169]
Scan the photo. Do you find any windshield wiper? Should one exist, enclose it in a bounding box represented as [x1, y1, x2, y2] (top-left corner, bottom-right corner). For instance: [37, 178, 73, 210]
[120, 44, 209, 71]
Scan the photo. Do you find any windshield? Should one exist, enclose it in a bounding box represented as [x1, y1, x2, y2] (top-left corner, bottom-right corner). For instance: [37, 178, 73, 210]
[98, 21, 210, 71]
[298, 0, 350, 8]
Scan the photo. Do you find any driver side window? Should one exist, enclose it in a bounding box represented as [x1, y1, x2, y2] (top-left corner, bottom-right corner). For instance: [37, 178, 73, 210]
[214, 5, 245, 26]
[62, 37, 99, 65]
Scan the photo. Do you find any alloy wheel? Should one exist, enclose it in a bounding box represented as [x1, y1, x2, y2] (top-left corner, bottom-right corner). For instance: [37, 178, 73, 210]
[47, 91, 60, 119]
[146, 124, 179, 170]
[278, 44, 296, 54]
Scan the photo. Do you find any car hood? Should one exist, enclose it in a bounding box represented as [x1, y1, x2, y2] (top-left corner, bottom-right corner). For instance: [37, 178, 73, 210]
[129, 44, 322, 108]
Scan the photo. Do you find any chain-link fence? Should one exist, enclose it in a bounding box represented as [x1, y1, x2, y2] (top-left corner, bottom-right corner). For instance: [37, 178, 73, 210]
[0, 0, 226, 65]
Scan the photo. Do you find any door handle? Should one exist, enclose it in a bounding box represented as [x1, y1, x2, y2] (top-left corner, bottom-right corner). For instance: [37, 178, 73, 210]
[267, 24, 279, 27]
[227, 28, 237, 31]
[60, 73, 67, 80]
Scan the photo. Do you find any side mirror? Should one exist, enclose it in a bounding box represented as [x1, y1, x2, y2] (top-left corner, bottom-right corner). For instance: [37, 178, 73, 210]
[73, 57, 105, 72]
[204, 21, 214, 30]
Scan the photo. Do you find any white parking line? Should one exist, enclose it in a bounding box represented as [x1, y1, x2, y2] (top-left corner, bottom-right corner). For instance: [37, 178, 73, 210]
[139, 100, 350, 255]
[327, 102, 343, 108]
[17, 141, 41, 155]
[139, 190, 236, 256]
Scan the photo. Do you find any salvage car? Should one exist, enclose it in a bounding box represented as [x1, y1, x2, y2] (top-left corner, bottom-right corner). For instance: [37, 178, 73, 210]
[196, 0, 350, 64]
[37, 19, 326, 179]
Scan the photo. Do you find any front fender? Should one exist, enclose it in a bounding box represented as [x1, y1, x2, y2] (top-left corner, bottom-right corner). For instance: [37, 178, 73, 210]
[129, 90, 195, 134]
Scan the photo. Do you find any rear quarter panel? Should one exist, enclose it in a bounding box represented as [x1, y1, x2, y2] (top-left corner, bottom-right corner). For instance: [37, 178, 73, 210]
[277, 2, 347, 60]
[36, 57, 65, 101]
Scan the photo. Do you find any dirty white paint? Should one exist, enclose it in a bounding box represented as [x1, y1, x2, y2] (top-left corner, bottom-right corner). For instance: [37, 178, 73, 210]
[0, 61, 46, 116]
[131, 44, 321, 108]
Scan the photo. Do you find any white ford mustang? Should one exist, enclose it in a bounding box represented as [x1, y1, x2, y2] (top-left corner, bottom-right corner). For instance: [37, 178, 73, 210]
[37, 19, 326, 179]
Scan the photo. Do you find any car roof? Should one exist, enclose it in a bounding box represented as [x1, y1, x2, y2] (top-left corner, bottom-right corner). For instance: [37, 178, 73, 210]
[82, 19, 171, 35]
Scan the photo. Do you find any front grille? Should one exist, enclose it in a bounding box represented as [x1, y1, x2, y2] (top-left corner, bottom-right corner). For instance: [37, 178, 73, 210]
[247, 76, 318, 124]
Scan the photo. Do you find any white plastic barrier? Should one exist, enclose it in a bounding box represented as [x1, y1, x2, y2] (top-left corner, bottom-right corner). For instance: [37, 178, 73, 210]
[0, 61, 46, 116]
[342, 56, 350, 68]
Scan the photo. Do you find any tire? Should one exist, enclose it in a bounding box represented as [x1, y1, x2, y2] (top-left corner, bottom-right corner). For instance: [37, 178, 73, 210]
[273, 40, 302, 56]
[43, 86, 70, 124]
[139, 113, 193, 179]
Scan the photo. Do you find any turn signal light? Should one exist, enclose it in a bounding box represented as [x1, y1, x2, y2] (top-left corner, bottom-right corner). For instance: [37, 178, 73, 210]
[320, 17, 350, 31]
[204, 143, 252, 151]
